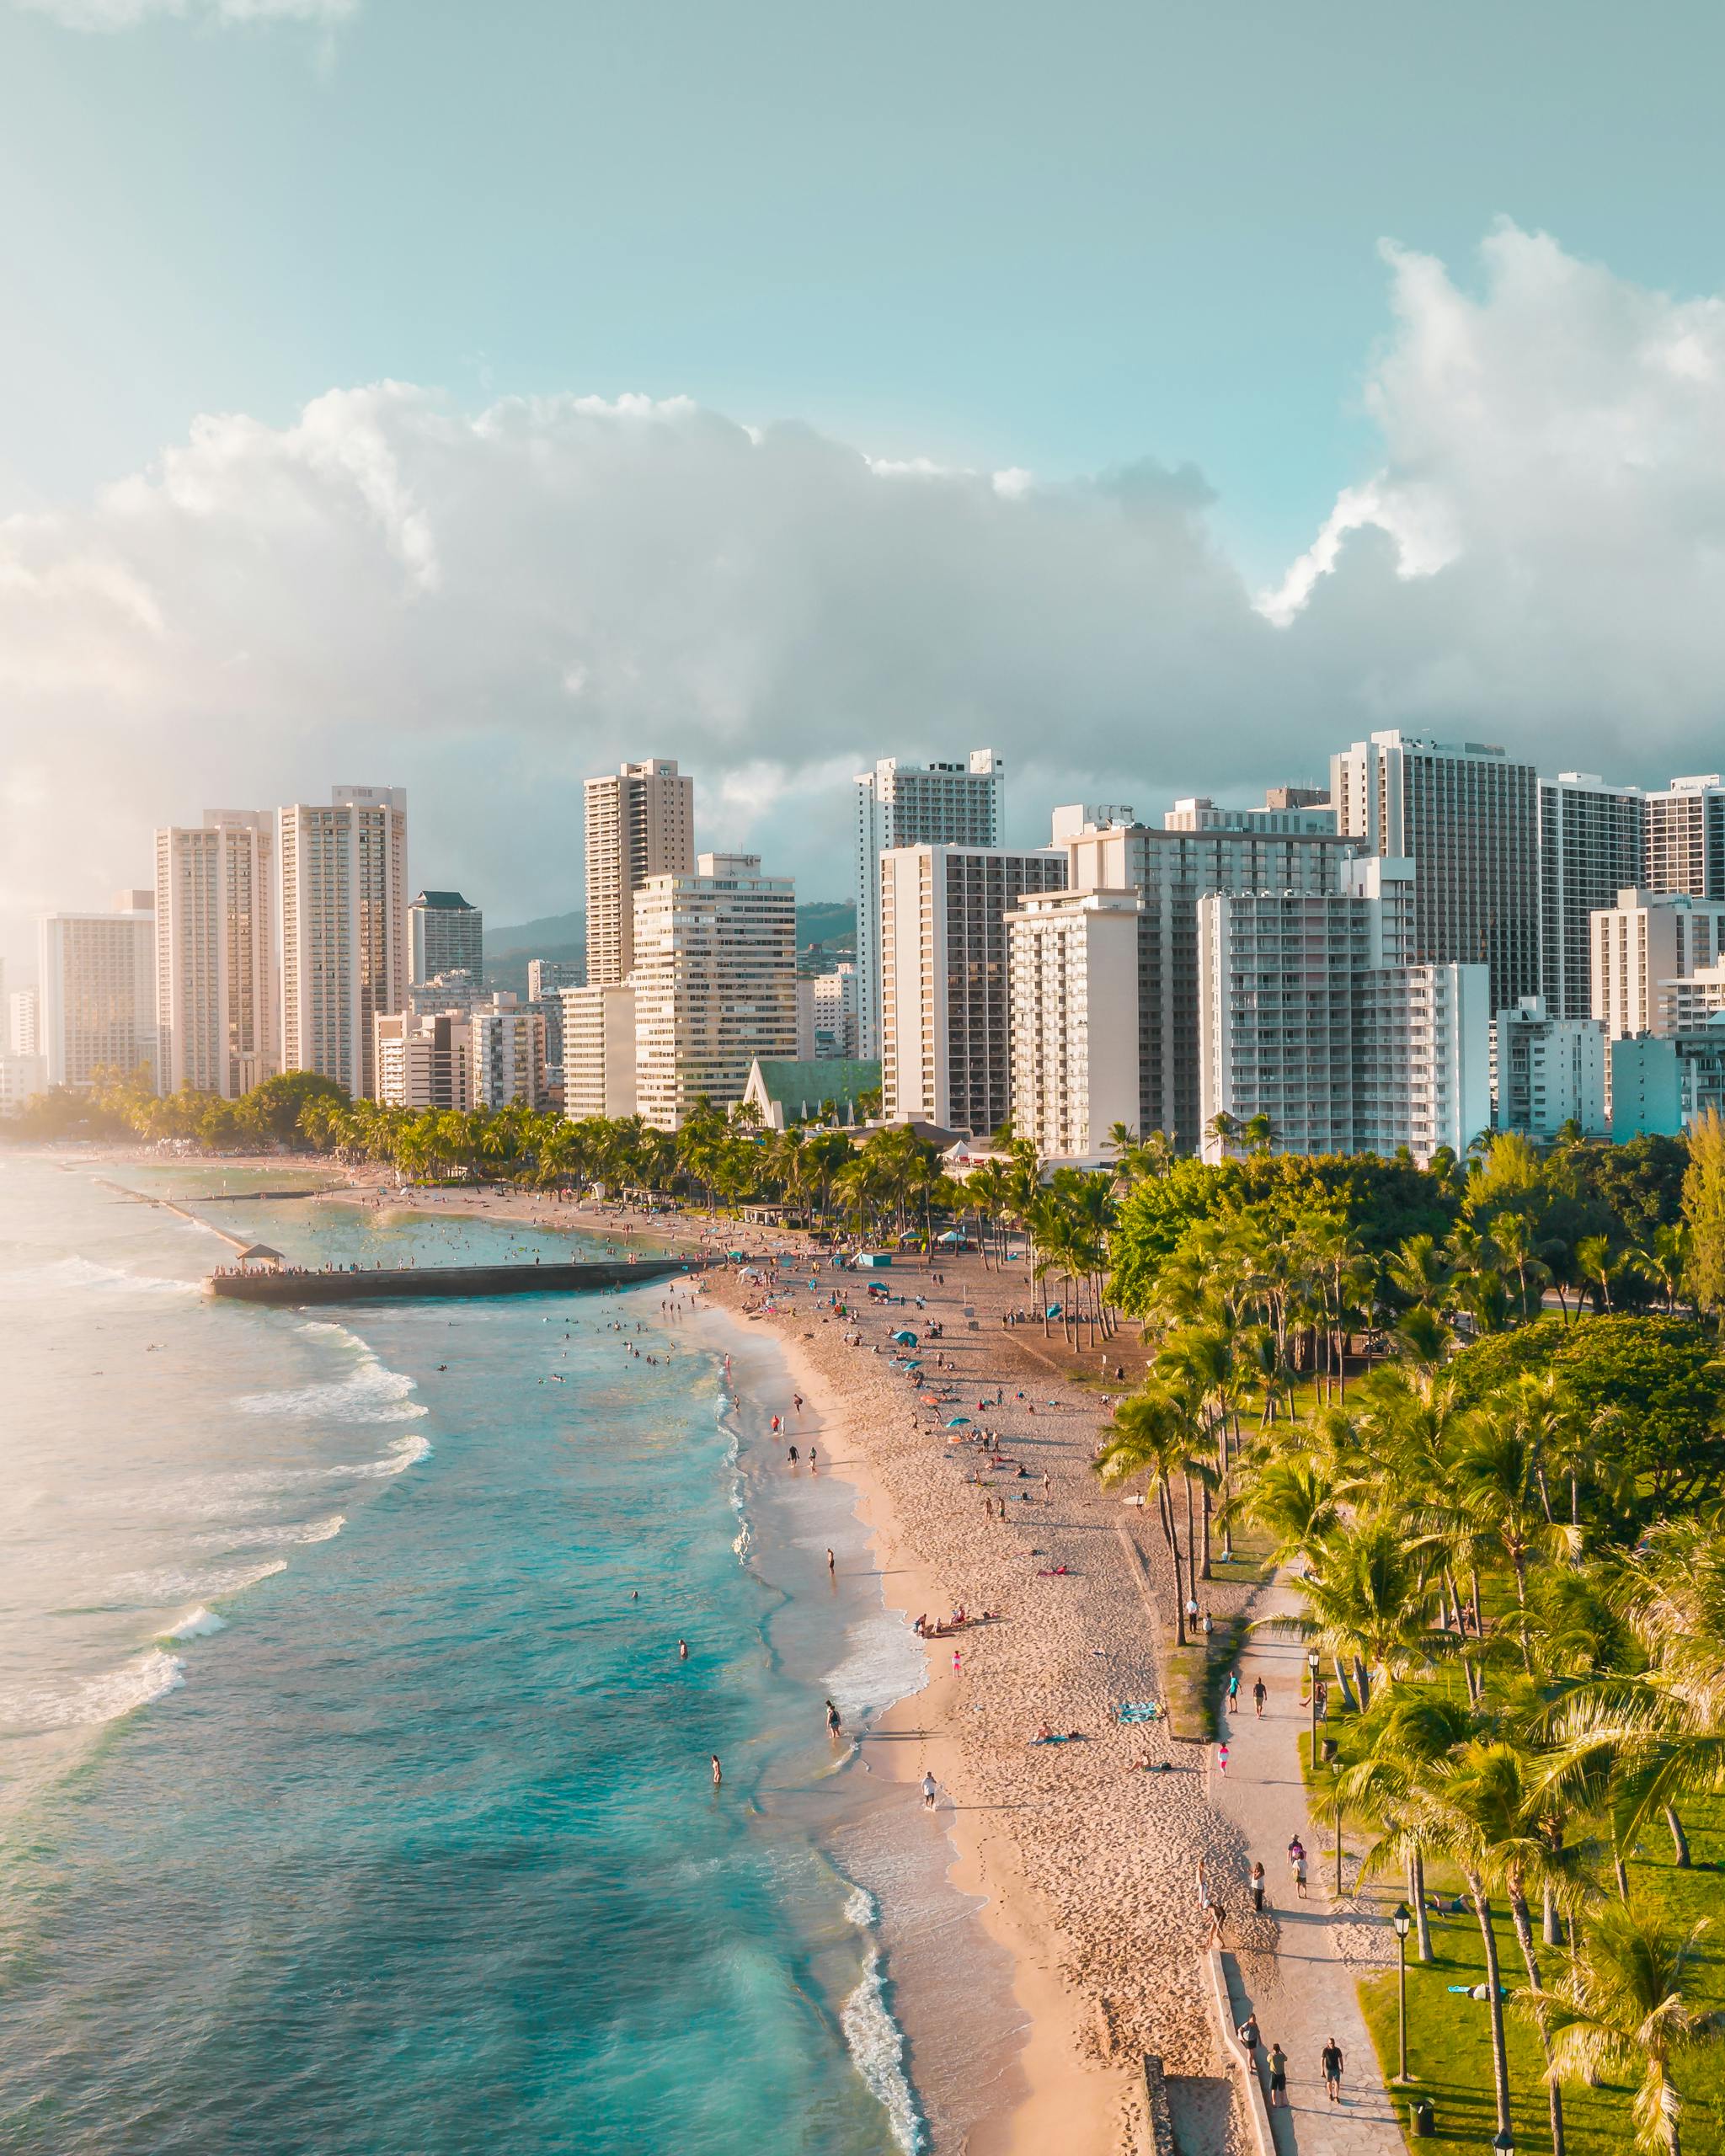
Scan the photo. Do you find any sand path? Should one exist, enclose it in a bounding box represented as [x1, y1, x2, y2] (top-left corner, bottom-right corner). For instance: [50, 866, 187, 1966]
[1208, 1575, 1404, 2151]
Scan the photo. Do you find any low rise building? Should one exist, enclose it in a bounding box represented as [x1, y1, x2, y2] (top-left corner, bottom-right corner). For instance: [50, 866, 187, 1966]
[741, 1058, 880, 1132]
[1590, 889, 1725, 1039]
[1494, 995, 1608, 1139]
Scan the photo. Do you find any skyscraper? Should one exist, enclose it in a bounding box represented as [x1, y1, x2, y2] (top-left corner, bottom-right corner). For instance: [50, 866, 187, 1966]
[8, 987, 40, 1056]
[1005, 885, 1143, 1166]
[1055, 804, 1358, 1153]
[1643, 776, 1725, 899]
[153, 811, 278, 1098]
[583, 760, 695, 985]
[39, 893, 158, 1091]
[853, 750, 1002, 1058]
[632, 853, 797, 1128]
[879, 844, 1065, 1134]
[408, 891, 483, 985]
[279, 786, 409, 1099]
[1537, 775, 1645, 1023]
[1331, 731, 1540, 1010]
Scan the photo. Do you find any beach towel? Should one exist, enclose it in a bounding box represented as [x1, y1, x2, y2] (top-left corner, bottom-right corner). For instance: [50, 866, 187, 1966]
[1116, 1702, 1162, 1724]
[1028, 1732, 1085, 1744]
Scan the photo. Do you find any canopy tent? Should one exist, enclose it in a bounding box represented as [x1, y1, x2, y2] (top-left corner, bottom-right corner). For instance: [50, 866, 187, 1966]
[235, 1244, 285, 1271]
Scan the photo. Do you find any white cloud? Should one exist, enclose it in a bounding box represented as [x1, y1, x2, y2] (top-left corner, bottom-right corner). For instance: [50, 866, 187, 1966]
[13, 0, 350, 28]
[11, 222, 1725, 955]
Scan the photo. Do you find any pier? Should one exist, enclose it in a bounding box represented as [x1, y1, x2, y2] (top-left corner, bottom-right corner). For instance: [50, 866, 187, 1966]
[207, 1257, 706, 1305]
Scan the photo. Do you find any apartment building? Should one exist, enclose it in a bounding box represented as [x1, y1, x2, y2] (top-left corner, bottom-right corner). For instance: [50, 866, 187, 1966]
[1055, 803, 1357, 1153]
[9, 986, 40, 1056]
[560, 985, 638, 1120]
[853, 750, 1003, 1058]
[38, 894, 158, 1091]
[632, 853, 798, 1129]
[1643, 776, 1725, 899]
[583, 760, 695, 986]
[1589, 889, 1725, 1039]
[279, 786, 409, 1099]
[809, 962, 861, 1059]
[1005, 886, 1142, 1166]
[879, 844, 1065, 1134]
[1331, 731, 1540, 1010]
[408, 891, 482, 985]
[468, 999, 547, 1109]
[1494, 995, 1608, 1139]
[1537, 773, 1644, 1022]
[373, 1011, 472, 1112]
[1197, 858, 1491, 1166]
[153, 811, 278, 1097]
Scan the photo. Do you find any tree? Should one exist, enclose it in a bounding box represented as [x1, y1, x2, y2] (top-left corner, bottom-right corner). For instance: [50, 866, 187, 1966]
[1681, 1107, 1725, 1317]
[1093, 1385, 1206, 1646]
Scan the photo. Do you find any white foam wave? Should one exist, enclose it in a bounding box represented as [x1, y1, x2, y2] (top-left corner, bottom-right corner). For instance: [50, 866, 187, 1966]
[841, 1945, 925, 2154]
[826, 1614, 928, 1721]
[237, 1355, 426, 1426]
[120, 1558, 290, 1601]
[164, 1607, 227, 1640]
[845, 1882, 879, 1929]
[0, 1648, 184, 1733]
[0, 1254, 200, 1298]
[201, 1513, 345, 1548]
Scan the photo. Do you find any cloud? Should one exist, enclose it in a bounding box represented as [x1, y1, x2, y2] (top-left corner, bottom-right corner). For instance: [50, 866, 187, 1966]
[10, 222, 1725, 958]
[13, 0, 350, 29]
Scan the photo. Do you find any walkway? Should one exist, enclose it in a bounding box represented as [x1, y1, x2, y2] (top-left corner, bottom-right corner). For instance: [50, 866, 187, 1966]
[1206, 1575, 1404, 2153]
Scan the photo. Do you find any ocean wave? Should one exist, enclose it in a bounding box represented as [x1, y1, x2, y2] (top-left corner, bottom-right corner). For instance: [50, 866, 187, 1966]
[117, 1558, 289, 1601]
[825, 1615, 928, 1722]
[841, 1942, 924, 2154]
[236, 1355, 426, 1427]
[200, 1513, 345, 1548]
[163, 1607, 227, 1641]
[0, 1254, 200, 1298]
[0, 1648, 185, 1733]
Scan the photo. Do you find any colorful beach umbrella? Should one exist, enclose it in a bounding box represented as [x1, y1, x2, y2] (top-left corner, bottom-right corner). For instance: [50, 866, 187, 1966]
[945, 1416, 972, 1428]
[892, 1329, 918, 1344]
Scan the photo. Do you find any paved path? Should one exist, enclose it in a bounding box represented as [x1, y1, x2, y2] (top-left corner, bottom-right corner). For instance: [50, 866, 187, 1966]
[1206, 1575, 1405, 2153]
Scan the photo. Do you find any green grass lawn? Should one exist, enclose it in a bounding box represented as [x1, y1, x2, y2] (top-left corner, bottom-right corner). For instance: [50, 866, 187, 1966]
[1354, 1796, 1725, 2153]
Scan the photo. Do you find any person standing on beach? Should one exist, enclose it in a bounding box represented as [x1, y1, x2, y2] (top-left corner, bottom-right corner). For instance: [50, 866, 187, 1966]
[1293, 1849, 1309, 1900]
[1267, 2043, 1288, 2107]
[1252, 1676, 1267, 1718]
[825, 1699, 842, 1737]
[1250, 1860, 1266, 1912]
[921, 1771, 937, 1810]
[951, 1647, 962, 1678]
[1320, 2037, 1344, 2103]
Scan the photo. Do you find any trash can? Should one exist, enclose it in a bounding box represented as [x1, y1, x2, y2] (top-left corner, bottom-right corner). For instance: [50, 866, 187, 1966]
[1322, 1736, 1340, 1764]
[1410, 2095, 1435, 2137]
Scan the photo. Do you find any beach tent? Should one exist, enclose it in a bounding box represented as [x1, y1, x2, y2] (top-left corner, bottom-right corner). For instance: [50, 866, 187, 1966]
[892, 1329, 918, 1344]
[945, 1416, 973, 1428]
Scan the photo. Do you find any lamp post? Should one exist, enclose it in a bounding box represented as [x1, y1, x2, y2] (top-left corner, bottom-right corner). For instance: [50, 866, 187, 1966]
[1307, 1648, 1322, 1769]
[1391, 1901, 1412, 2083]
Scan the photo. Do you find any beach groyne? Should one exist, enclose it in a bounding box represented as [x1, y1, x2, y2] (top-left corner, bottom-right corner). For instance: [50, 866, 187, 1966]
[207, 1257, 705, 1305]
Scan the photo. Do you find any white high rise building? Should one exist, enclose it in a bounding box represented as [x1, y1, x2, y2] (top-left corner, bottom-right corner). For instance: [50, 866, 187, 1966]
[373, 1011, 473, 1112]
[468, 999, 547, 1109]
[633, 853, 798, 1129]
[853, 750, 1002, 1059]
[153, 810, 278, 1098]
[1494, 996, 1608, 1139]
[279, 786, 409, 1099]
[1589, 889, 1725, 1039]
[583, 760, 695, 986]
[39, 894, 158, 1091]
[879, 844, 1065, 1134]
[810, 963, 861, 1059]
[1331, 731, 1540, 1010]
[1643, 776, 1725, 899]
[561, 985, 638, 1121]
[1055, 803, 1358, 1153]
[8, 986, 40, 1056]
[1005, 886, 1142, 1166]
[1537, 774, 1644, 1022]
[408, 891, 483, 985]
[1197, 858, 1492, 1166]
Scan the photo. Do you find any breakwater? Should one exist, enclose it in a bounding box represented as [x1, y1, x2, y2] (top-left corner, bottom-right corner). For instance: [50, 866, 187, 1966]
[207, 1257, 705, 1304]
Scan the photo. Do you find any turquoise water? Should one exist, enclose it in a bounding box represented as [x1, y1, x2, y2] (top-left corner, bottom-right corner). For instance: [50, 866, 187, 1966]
[0, 1155, 1019, 2155]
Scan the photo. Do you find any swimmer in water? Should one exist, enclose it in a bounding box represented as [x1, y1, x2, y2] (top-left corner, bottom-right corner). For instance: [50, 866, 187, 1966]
[788, 1444, 798, 1464]
[711, 1756, 723, 1787]
[679, 1640, 689, 1660]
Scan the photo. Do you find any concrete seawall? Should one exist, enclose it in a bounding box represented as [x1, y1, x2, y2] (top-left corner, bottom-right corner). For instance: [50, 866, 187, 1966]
[207, 1258, 705, 1305]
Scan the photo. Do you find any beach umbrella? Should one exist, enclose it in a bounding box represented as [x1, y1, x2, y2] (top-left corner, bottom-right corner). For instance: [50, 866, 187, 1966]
[892, 1329, 918, 1344]
[902, 1358, 922, 1370]
[945, 1416, 973, 1428]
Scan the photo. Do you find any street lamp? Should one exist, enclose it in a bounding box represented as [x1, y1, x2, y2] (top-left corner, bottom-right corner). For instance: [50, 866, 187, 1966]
[1391, 1901, 1412, 2084]
[1307, 1648, 1322, 1769]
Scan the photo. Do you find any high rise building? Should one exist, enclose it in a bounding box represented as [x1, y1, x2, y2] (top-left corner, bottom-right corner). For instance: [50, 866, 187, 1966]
[1589, 889, 1725, 1039]
[408, 891, 483, 985]
[1331, 730, 1540, 1010]
[632, 853, 797, 1129]
[1055, 803, 1358, 1153]
[0, 1050, 46, 1115]
[1494, 996, 1608, 1139]
[1005, 886, 1142, 1166]
[1163, 791, 1336, 835]
[279, 786, 409, 1099]
[39, 893, 158, 1091]
[853, 750, 1003, 1058]
[560, 985, 638, 1120]
[8, 986, 40, 1056]
[468, 999, 547, 1109]
[1643, 776, 1725, 899]
[1537, 774, 1645, 1022]
[153, 811, 278, 1098]
[1196, 858, 1491, 1166]
[373, 1011, 472, 1112]
[879, 844, 1065, 1134]
[810, 962, 862, 1059]
[583, 760, 695, 986]
[408, 970, 489, 1019]
[527, 958, 585, 1001]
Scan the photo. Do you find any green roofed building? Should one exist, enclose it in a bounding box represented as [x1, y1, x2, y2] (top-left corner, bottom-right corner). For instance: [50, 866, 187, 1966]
[742, 1058, 880, 1132]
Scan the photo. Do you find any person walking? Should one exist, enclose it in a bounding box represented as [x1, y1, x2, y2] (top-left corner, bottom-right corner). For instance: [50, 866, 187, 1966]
[1236, 2012, 1261, 2066]
[1250, 1860, 1266, 1912]
[1226, 1669, 1240, 1710]
[921, 1771, 938, 1811]
[1252, 1675, 1267, 1718]
[1267, 2043, 1288, 2108]
[1320, 2036, 1344, 2104]
[1293, 1849, 1309, 1900]
[1215, 1739, 1229, 1777]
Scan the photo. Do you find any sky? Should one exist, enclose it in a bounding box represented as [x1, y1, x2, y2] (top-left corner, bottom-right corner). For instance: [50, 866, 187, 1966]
[6, 0, 1725, 967]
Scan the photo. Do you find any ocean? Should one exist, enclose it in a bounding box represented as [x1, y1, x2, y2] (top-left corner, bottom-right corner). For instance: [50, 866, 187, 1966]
[0, 1153, 1023, 2155]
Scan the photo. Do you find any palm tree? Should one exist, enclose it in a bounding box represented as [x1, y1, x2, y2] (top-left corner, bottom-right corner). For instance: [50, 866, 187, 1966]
[1094, 1386, 1206, 1646]
[1271, 1516, 1437, 1712]
[1576, 1233, 1621, 1313]
[1531, 1906, 1723, 2156]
